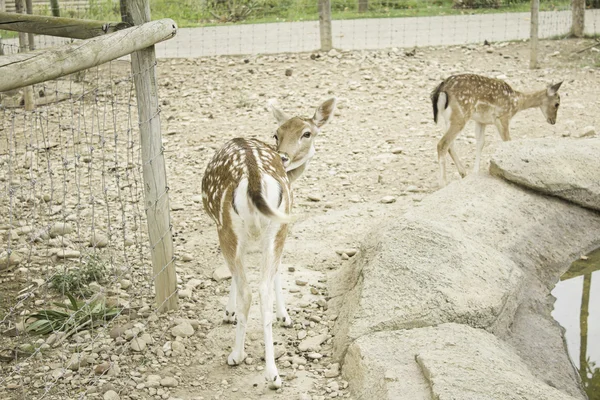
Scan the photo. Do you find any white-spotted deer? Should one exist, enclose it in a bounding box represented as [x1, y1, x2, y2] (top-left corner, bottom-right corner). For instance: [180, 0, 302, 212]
[431, 74, 563, 187]
[201, 98, 337, 389]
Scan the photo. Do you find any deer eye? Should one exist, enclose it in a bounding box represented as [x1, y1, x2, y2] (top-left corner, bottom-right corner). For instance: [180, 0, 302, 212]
[302, 131, 311, 139]
[555, 103, 559, 108]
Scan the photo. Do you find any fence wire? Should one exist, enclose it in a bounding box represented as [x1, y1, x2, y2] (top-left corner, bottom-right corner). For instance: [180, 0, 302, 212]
[1, 0, 600, 57]
[0, 59, 180, 400]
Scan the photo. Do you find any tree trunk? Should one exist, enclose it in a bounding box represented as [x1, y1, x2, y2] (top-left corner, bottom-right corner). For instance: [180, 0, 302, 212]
[572, 0, 585, 37]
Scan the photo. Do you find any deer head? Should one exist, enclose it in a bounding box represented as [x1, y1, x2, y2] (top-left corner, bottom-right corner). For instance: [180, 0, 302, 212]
[540, 81, 563, 125]
[267, 98, 337, 173]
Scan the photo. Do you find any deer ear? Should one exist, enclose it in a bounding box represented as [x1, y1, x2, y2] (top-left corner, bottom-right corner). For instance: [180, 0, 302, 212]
[267, 99, 290, 126]
[312, 97, 337, 128]
[547, 81, 563, 96]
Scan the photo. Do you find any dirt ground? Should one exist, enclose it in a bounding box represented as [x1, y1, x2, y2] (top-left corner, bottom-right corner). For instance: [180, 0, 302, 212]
[2, 38, 600, 400]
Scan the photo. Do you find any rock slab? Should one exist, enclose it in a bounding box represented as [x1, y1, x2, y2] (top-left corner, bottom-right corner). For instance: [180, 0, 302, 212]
[344, 323, 580, 400]
[490, 138, 600, 211]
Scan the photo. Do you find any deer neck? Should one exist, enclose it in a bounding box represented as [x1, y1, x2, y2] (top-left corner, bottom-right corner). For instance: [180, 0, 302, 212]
[515, 89, 546, 113]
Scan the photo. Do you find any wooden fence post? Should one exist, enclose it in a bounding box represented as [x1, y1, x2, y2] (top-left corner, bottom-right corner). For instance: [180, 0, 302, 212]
[572, 0, 585, 37]
[530, 0, 539, 69]
[50, 0, 60, 17]
[15, 0, 35, 110]
[25, 0, 34, 50]
[0, 0, 5, 12]
[358, 0, 368, 13]
[123, 0, 178, 313]
[318, 0, 332, 51]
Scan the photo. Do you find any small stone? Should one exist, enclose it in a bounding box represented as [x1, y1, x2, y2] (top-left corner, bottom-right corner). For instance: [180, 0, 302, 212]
[104, 390, 120, 400]
[328, 49, 340, 58]
[119, 279, 131, 290]
[275, 345, 286, 359]
[292, 356, 307, 366]
[295, 279, 308, 286]
[297, 330, 307, 340]
[110, 323, 133, 339]
[324, 363, 340, 378]
[285, 68, 293, 76]
[580, 126, 596, 138]
[298, 333, 328, 352]
[380, 196, 396, 204]
[185, 278, 204, 289]
[244, 357, 254, 365]
[178, 289, 192, 299]
[160, 377, 178, 387]
[55, 249, 81, 259]
[336, 248, 357, 257]
[191, 195, 203, 203]
[170, 203, 184, 211]
[307, 352, 323, 359]
[181, 253, 194, 262]
[0, 251, 22, 269]
[212, 264, 232, 281]
[89, 232, 109, 248]
[171, 322, 195, 338]
[130, 337, 146, 352]
[49, 222, 73, 238]
[171, 341, 186, 354]
[329, 381, 340, 391]
[406, 185, 419, 192]
[310, 287, 319, 295]
[307, 194, 321, 202]
[95, 362, 111, 375]
[391, 147, 404, 154]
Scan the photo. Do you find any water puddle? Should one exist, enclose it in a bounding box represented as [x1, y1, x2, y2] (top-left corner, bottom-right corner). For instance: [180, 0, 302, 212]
[552, 247, 600, 399]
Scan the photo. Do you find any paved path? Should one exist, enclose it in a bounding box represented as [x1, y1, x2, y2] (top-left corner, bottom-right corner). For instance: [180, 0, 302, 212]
[2, 10, 600, 58]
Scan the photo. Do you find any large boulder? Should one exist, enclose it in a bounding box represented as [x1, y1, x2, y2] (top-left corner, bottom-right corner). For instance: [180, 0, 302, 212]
[344, 323, 581, 400]
[331, 174, 600, 399]
[330, 215, 524, 361]
[489, 138, 600, 212]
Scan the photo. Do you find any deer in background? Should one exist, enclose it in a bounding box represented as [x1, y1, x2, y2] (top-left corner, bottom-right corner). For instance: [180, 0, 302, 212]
[431, 74, 563, 187]
[201, 98, 337, 389]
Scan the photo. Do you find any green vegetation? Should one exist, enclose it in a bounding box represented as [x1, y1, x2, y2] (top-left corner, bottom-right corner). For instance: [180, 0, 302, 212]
[50, 253, 108, 297]
[25, 293, 121, 337]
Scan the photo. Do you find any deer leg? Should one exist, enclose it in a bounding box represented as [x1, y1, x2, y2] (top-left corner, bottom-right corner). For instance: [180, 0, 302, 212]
[494, 118, 511, 142]
[275, 271, 292, 327]
[474, 122, 486, 174]
[224, 276, 236, 324]
[218, 228, 249, 367]
[448, 143, 466, 178]
[437, 120, 466, 187]
[259, 224, 287, 390]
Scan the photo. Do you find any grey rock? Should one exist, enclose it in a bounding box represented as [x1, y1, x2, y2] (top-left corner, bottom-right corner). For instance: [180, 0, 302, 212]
[49, 222, 73, 238]
[171, 322, 194, 338]
[103, 390, 120, 400]
[130, 338, 146, 352]
[579, 125, 596, 138]
[55, 249, 81, 259]
[490, 138, 600, 211]
[89, 232, 109, 248]
[379, 196, 396, 204]
[160, 376, 179, 387]
[344, 324, 579, 400]
[0, 251, 21, 269]
[298, 333, 328, 352]
[212, 264, 232, 281]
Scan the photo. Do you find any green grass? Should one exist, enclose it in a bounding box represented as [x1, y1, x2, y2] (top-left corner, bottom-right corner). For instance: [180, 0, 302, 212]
[50, 253, 108, 297]
[0, 0, 573, 33]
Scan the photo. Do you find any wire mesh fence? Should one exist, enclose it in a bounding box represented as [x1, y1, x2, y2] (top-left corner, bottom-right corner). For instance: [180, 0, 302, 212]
[1, 0, 600, 58]
[0, 52, 180, 399]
